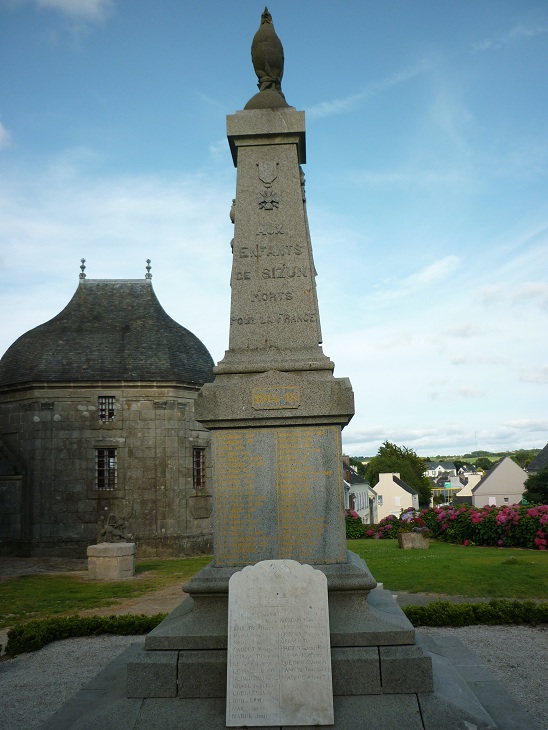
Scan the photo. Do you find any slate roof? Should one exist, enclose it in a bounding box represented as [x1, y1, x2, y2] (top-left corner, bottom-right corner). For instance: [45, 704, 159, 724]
[393, 476, 418, 496]
[0, 279, 215, 387]
[528, 443, 548, 473]
[425, 461, 456, 471]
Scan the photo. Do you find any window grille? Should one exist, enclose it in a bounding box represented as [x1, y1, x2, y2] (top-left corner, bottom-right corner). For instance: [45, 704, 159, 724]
[96, 448, 117, 490]
[193, 448, 206, 491]
[98, 396, 115, 422]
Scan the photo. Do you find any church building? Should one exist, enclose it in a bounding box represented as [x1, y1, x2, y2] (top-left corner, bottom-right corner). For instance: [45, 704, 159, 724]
[0, 261, 214, 557]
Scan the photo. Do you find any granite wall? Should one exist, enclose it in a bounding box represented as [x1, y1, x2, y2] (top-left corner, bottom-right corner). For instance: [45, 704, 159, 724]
[0, 382, 213, 557]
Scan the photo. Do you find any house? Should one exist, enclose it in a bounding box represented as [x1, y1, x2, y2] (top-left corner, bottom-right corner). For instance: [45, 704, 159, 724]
[429, 472, 463, 503]
[0, 265, 215, 557]
[471, 457, 527, 508]
[342, 457, 378, 525]
[527, 443, 548, 473]
[372, 472, 419, 522]
[424, 461, 457, 478]
[453, 472, 482, 505]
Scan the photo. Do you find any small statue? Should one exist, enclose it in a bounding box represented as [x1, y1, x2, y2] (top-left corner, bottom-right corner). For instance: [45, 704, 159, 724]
[97, 513, 128, 543]
[251, 7, 285, 96]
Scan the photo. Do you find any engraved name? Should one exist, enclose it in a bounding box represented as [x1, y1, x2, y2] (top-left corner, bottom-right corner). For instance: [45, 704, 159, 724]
[262, 265, 308, 279]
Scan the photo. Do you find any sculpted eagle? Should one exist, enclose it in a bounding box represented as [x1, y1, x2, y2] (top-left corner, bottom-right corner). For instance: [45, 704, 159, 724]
[251, 7, 285, 95]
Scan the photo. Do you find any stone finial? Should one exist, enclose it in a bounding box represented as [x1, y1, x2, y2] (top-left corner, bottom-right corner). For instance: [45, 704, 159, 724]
[245, 7, 289, 110]
[79, 258, 86, 279]
[145, 259, 152, 279]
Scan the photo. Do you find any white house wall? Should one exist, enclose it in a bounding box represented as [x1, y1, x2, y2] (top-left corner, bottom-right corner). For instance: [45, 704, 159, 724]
[374, 472, 418, 522]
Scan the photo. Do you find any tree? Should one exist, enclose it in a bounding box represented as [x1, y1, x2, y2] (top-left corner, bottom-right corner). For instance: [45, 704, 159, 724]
[349, 457, 367, 479]
[474, 457, 492, 471]
[523, 466, 548, 504]
[365, 441, 431, 507]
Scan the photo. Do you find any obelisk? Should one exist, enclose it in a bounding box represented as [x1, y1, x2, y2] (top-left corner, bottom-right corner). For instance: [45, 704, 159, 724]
[127, 13, 434, 716]
[195, 7, 356, 569]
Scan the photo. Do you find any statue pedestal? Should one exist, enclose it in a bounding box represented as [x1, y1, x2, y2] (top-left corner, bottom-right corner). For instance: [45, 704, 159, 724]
[87, 542, 135, 580]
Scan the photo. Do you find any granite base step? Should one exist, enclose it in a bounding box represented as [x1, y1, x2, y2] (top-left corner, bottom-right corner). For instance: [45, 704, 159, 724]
[41, 632, 542, 730]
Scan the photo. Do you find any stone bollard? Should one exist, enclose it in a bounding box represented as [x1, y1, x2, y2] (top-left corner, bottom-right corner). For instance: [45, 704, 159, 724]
[87, 542, 136, 580]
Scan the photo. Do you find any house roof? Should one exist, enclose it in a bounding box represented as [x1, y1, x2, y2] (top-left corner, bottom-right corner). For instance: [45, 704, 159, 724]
[425, 461, 456, 471]
[471, 456, 526, 493]
[528, 443, 548, 473]
[343, 464, 368, 486]
[393, 476, 418, 496]
[0, 279, 215, 387]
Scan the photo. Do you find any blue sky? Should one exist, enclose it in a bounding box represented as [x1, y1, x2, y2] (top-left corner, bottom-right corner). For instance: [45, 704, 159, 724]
[1, 0, 547, 457]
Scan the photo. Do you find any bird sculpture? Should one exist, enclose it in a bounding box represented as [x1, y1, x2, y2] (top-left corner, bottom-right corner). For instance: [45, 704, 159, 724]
[251, 7, 285, 96]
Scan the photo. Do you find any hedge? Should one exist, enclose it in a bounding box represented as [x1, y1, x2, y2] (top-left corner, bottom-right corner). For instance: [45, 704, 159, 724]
[5, 613, 167, 656]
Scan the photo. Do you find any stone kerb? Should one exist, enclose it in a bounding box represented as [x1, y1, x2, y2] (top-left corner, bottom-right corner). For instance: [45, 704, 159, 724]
[87, 541, 135, 580]
[227, 559, 334, 727]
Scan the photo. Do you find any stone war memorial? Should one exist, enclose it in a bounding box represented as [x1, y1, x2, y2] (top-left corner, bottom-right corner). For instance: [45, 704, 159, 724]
[43, 9, 542, 730]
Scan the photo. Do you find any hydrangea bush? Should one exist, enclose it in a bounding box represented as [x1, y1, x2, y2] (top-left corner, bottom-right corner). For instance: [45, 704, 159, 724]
[344, 509, 366, 539]
[421, 503, 548, 550]
[345, 504, 548, 549]
[354, 504, 548, 549]
[358, 508, 429, 540]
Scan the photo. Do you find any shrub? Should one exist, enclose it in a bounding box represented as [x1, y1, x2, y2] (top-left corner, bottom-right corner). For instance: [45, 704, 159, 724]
[361, 509, 430, 540]
[344, 510, 366, 539]
[420, 504, 548, 549]
[5, 613, 167, 656]
[404, 599, 548, 627]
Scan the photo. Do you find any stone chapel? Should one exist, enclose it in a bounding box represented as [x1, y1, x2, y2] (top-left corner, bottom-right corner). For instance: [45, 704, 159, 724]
[0, 262, 214, 557]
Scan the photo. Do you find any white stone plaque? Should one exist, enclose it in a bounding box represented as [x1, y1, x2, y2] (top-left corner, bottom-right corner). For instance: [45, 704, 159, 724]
[227, 560, 334, 726]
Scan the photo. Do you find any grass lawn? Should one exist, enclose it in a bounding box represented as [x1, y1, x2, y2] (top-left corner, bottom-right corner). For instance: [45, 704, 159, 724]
[0, 555, 212, 629]
[1, 544, 547, 629]
[348, 539, 548, 599]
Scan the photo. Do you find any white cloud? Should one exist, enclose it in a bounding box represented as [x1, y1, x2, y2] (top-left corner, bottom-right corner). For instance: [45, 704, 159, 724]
[307, 58, 436, 119]
[33, 0, 113, 20]
[441, 323, 483, 339]
[471, 23, 548, 53]
[456, 387, 484, 399]
[520, 367, 548, 385]
[477, 284, 504, 306]
[342, 418, 548, 457]
[0, 154, 234, 364]
[0, 121, 12, 149]
[513, 282, 548, 311]
[366, 255, 460, 310]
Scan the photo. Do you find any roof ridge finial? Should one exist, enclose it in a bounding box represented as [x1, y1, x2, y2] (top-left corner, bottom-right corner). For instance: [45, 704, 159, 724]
[79, 258, 86, 279]
[145, 259, 152, 280]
